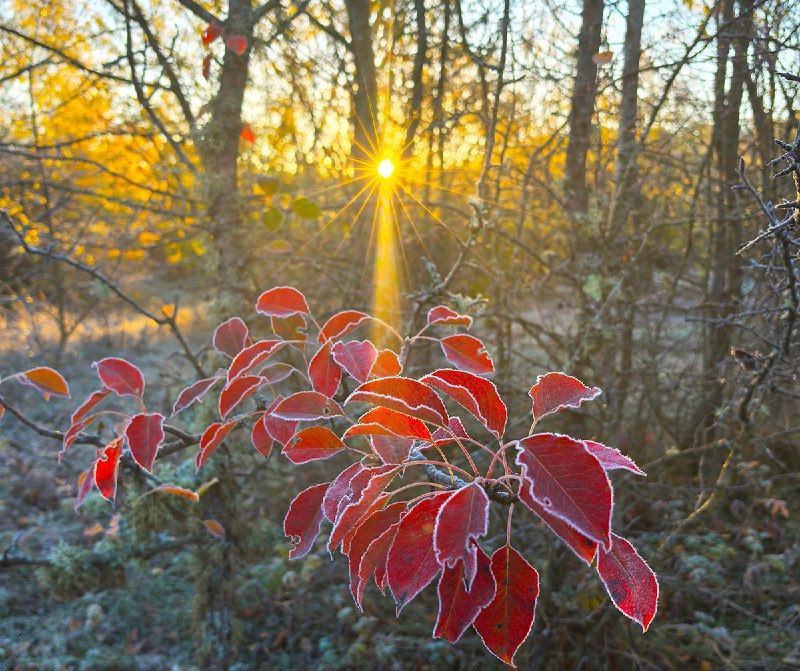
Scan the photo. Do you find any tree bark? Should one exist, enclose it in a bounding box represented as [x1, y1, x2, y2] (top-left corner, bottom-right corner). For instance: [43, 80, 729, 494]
[564, 0, 605, 215]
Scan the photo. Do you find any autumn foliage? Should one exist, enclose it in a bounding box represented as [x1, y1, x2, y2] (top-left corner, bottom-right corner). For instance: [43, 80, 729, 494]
[5, 287, 658, 665]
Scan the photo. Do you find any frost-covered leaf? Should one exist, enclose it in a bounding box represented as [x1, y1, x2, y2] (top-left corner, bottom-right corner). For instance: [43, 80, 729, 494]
[528, 372, 601, 423]
[347, 377, 448, 427]
[344, 407, 432, 442]
[271, 391, 343, 421]
[387, 491, 453, 612]
[440, 334, 494, 375]
[370, 349, 403, 378]
[597, 534, 658, 632]
[213, 317, 249, 358]
[308, 341, 341, 397]
[427, 306, 472, 328]
[422, 369, 506, 438]
[255, 286, 310, 318]
[94, 438, 123, 502]
[283, 426, 345, 464]
[516, 433, 612, 546]
[125, 413, 164, 472]
[434, 542, 495, 643]
[172, 377, 222, 417]
[319, 310, 370, 343]
[15, 367, 70, 399]
[434, 483, 490, 589]
[473, 545, 539, 666]
[227, 340, 282, 380]
[284, 482, 329, 559]
[218, 375, 262, 419]
[585, 440, 645, 476]
[518, 481, 598, 565]
[93, 358, 145, 397]
[332, 340, 378, 383]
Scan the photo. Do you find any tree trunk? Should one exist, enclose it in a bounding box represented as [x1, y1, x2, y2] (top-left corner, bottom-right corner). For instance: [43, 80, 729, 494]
[564, 0, 605, 216]
[345, 0, 378, 162]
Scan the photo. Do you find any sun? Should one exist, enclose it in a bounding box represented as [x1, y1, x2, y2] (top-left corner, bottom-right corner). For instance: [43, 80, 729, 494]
[377, 158, 395, 179]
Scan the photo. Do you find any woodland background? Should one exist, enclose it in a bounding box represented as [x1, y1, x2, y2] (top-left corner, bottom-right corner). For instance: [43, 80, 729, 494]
[0, 0, 799, 668]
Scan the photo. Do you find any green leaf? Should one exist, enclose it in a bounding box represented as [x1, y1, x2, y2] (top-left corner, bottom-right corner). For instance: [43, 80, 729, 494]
[256, 176, 282, 198]
[291, 197, 322, 220]
[261, 206, 283, 230]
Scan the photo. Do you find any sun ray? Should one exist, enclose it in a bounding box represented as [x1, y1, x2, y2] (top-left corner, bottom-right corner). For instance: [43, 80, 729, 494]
[278, 175, 379, 272]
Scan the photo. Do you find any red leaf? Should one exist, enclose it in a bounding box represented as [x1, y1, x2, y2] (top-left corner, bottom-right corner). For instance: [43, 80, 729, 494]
[94, 438, 123, 502]
[225, 35, 247, 55]
[196, 420, 238, 469]
[357, 521, 402, 603]
[440, 334, 494, 374]
[213, 317, 249, 358]
[93, 357, 145, 397]
[15, 367, 70, 399]
[427, 306, 473, 328]
[218, 375, 262, 419]
[227, 340, 282, 380]
[201, 54, 211, 80]
[271, 313, 307, 343]
[60, 389, 111, 461]
[387, 491, 453, 612]
[370, 349, 403, 378]
[329, 465, 399, 554]
[422, 369, 506, 439]
[75, 465, 95, 509]
[434, 542, 496, 643]
[259, 363, 295, 386]
[516, 433, 612, 546]
[518, 481, 598, 565]
[240, 123, 255, 143]
[171, 377, 222, 417]
[347, 377, 449, 427]
[331, 340, 378, 383]
[473, 545, 539, 666]
[255, 286, 310, 318]
[263, 395, 298, 445]
[319, 310, 370, 342]
[323, 462, 366, 522]
[251, 414, 273, 459]
[346, 502, 406, 608]
[283, 426, 345, 464]
[125, 413, 164, 472]
[271, 391, 343, 421]
[585, 440, 645, 476]
[344, 407, 432, 442]
[434, 483, 490, 588]
[308, 341, 342, 397]
[528, 372, 601, 423]
[370, 435, 414, 464]
[284, 482, 329, 559]
[597, 533, 658, 632]
[431, 417, 469, 447]
[201, 23, 223, 46]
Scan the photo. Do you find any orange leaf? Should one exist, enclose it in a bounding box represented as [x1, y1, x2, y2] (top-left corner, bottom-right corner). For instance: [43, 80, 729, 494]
[15, 367, 70, 399]
[83, 522, 104, 537]
[204, 519, 226, 538]
[154, 483, 200, 502]
[241, 123, 255, 143]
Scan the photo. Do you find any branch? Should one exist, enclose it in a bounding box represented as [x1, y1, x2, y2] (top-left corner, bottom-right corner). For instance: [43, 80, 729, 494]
[2, 210, 208, 378]
[173, 0, 220, 25]
[0, 393, 102, 447]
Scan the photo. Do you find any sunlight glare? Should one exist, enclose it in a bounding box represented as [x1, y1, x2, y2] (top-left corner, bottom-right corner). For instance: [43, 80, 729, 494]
[377, 158, 395, 179]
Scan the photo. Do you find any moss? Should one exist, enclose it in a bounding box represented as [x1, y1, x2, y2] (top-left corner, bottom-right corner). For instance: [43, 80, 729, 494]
[35, 543, 126, 601]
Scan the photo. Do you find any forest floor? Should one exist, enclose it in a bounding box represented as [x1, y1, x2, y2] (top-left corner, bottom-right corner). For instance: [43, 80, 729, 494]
[0, 305, 799, 670]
